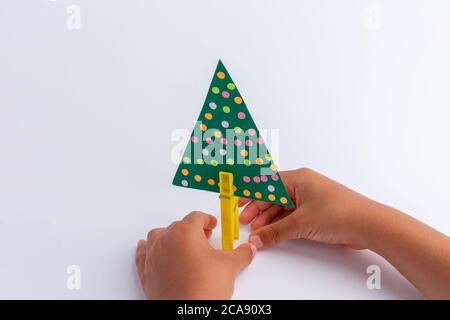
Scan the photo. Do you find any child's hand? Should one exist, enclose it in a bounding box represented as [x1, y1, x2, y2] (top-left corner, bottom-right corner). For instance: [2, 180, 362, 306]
[136, 211, 256, 300]
[240, 168, 373, 250]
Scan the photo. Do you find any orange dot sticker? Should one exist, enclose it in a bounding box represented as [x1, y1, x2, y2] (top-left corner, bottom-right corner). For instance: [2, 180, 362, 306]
[268, 194, 276, 201]
[234, 97, 243, 104]
[280, 197, 288, 204]
[217, 71, 225, 79]
[255, 192, 262, 199]
[243, 190, 250, 197]
[271, 164, 278, 171]
[233, 185, 237, 192]
[200, 123, 207, 131]
[181, 169, 189, 176]
[256, 158, 264, 165]
[205, 113, 213, 120]
[214, 130, 222, 138]
[240, 149, 248, 157]
[194, 175, 202, 182]
[208, 179, 215, 186]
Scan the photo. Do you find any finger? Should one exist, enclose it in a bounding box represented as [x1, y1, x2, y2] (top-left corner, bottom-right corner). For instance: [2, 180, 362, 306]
[249, 213, 301, 249]
[183, 211, 217, 230]
[147, 228, 165, 245]
[251, 205, 283, 230]
[226, 243, 257, 274]
[238, 197, 252, 207]
[239, 201, 273, 225]
[135, 240, 147, 281]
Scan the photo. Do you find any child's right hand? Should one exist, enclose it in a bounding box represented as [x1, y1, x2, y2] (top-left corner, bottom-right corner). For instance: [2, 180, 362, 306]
[240, 168, 375, 250]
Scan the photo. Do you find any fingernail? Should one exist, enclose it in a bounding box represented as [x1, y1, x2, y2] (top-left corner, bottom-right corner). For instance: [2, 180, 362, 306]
[249, 235, 263, 249]
[137, 240, 145, 247]
[249, 243, 258, 257]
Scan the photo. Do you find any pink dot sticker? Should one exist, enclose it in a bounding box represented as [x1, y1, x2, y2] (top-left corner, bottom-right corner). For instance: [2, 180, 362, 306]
[222, 91, 230, 98]
[257, 137, 264, 144]
[243, 176, 251, 183]
[191, 136, 199, 143]
[206, 137, 213, 145]
[234, 139, 242, 147]
[220, 138, 228, 145]
[237, 112, 246, 119]
[253, 176, 261, 183]
[245, 139, 253, 147]
[260, 175, 268, 182]
[248, 129, 256, 136]
[271, 174, 279, 181]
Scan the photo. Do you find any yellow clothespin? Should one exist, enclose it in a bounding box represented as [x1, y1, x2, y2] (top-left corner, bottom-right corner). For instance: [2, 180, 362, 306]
[219, 171, 239, 250]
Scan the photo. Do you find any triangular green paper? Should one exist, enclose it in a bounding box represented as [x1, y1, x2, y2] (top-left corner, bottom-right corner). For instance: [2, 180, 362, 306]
[172, 60, 294, 208]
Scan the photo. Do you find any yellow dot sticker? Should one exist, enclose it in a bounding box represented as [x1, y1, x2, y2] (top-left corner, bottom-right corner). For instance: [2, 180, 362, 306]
[240, 149, 248, 157]
[214, 130, 222, 138]
[280, 197, 288, 204]
[256, 158, 264, 165]
[194, 175, 202, 182]
[268, 194, 276, 201]
[255, 192, 262, 199]
[243, 190, 250, 197]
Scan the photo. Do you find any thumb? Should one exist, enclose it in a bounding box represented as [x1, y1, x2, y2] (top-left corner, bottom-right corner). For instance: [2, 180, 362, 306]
[227, 243, 257, 274]
[249, 214, 300, 249]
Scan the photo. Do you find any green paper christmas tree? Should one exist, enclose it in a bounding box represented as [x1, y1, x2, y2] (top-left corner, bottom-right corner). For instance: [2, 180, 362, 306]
[172, 60, 294, 208]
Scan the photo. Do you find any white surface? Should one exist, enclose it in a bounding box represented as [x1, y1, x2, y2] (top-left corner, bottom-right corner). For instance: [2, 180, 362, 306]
[1, 0, 449, 299]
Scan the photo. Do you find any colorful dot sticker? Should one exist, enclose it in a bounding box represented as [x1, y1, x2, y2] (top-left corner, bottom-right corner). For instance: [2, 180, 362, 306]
[212, 87, 220, 94]
[240, 149, 248, 157]
[205, 113, 213, 120]
[197, 159, 204, 165]
[221, 121, 229, 128]
[191, 136, 199, 143]
[268, 185, 275, 192]
[271, 174, 279, 181]
[234, 97, 243, 104]
[200, 123, 207, 131]
[194, 175, 202, 182]
[255, 192, 262, 199]
[211, 160, 218, 166]
[209, 102, 217, 110]
[227, 83, 236, 90]
[260, 175, 268, 182]
[268, 194, 276, 201]
[280, 197, 288, 204]
[181, 169, 189, 176]
[237, 112, 246, 119]
[256, 158, 264, 165]
[223, 106, 231, 113]
[243, 176, 251, 183]
[253, 176, 261, 183]
[244, 159, 251, 166]
[222, 91, 230, 98]
[183, 156, 191, 164]
[226, 158, 234, 165]
[208, 179, 215, 186]
[181, 180, 188, 187]
[243, 189, 251, 197]
[217, 71, 225, 79]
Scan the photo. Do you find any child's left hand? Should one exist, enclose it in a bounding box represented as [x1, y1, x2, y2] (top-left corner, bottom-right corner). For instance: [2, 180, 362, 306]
[136, 211, 256, 299]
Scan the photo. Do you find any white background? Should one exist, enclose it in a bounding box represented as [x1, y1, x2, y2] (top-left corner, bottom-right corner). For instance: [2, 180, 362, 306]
[1, 0, 449, 299]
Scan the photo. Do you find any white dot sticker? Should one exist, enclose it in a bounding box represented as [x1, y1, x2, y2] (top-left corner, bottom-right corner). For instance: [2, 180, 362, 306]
[181, 180, 188, 187]
[209, 102, 217, 110]
[268, 185, 275, 192]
